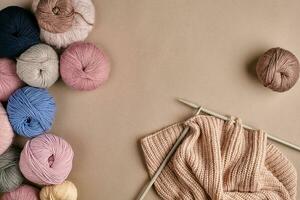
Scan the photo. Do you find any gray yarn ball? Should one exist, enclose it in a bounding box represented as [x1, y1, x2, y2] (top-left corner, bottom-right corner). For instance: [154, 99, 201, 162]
[17, 43, 59, 88]
[0, 146, 24, 192]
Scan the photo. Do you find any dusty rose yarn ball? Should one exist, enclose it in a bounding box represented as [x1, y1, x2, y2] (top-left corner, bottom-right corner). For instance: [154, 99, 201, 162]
[0, 58, 23, 101]
[60, 42, 110, 90]
[256, 47, 300, 92]
[0, 103, 14, 155]
[32, 0, 95, 48]
[2, 185, 39, 200]
[19, 133, 74, 185]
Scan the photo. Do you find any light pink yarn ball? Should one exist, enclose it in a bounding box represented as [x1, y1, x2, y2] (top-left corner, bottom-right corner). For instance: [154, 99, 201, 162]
[0, 103, 14, 155]
[2, 185, 39, 200]
[60, 42, 110, 90]
[19, 134, 74, 185]
[0, 58, 23, 101]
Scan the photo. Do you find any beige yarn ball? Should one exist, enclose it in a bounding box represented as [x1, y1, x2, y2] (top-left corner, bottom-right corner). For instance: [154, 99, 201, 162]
[32, 0, 95, 48]
[17, 43, 59, 88]
[256, 47, 300, 92]
[40, 181, 78, 200]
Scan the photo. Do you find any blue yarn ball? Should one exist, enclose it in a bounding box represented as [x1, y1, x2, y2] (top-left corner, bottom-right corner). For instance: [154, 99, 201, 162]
[0, 6, 40, 58]
[7, 86, 56, 138]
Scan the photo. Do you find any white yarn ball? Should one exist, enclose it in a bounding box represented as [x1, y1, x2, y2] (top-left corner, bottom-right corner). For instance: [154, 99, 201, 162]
[17, 44, 59, 88]
[32, 0, 95, 49]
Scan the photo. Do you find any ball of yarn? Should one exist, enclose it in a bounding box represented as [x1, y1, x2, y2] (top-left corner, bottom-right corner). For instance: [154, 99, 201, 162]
[256, 47, 300, 92]
[60, 42, 110, 90]
[32, 0, 95, 48]
[17, 44, 59, 88]
[7, 86, 56, 138]
[0, 6, 40, 58]
[40, 181, 78, 200]
[19, 134, 74, 185]
[0, 103, 14, 155]
[0, 146, 24, 192]
[35, 0, 74, 33]
[0, 58, 23, 101]
[2, 185, 39, 200]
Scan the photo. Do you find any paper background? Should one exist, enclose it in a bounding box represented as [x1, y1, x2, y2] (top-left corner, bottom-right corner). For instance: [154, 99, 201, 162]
[1, 0, 300, 199]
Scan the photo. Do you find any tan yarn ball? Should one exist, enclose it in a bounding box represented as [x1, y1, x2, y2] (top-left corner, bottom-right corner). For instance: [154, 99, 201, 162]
[32, 0, 95, 48]
[35, 0, 75, 33]
[256, 47, 300, 92]
[40, 181, 77, 200]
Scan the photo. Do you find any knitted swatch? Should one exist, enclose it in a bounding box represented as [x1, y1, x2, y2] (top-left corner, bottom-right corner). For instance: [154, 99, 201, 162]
[141, 115, 297, 200]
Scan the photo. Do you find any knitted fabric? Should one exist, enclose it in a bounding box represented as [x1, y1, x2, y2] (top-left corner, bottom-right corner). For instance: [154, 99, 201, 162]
[141, 115, 297, 200]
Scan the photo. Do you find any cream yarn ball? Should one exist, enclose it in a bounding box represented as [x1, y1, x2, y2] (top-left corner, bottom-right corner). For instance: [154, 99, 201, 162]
[16, 44, 59, 88]
[32, 0, 95, 48]
[40, 181, 78, 200]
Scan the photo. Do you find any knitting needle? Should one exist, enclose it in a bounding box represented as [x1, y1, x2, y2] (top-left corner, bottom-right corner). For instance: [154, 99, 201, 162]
[136, 106, 203, 200]
[177, 98, 300, 152]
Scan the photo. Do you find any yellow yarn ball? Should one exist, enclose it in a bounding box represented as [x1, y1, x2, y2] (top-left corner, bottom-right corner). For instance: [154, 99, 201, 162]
[40, 181, 77, 200]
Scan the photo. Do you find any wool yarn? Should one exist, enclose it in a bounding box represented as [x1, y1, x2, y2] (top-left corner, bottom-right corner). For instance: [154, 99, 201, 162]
[32, 0, 95, 48]
[0, 146, 24, 193]
[141, 115, 297, 200]
[0, 58, 23, 101]
[1, 185, 39, 200]
[256, 47, 300, 92]
[35, 0, 74, 33]
[60, 42, 110, 90]
[7, 86, 56, 138]
[0, 103, 14, 156]
[17, 44, 59, 88]
[40, 181, 78, 200]
[0, 6, 40, 58]
[19, 134, 74, 185]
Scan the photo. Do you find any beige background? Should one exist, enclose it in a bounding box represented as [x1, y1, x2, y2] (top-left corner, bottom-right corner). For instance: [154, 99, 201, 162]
[1, 0, 300, 199]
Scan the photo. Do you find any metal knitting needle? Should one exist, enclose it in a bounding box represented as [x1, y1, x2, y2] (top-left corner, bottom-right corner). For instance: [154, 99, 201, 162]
[177, 98, 300, 152]
[136, 106, 203, 200]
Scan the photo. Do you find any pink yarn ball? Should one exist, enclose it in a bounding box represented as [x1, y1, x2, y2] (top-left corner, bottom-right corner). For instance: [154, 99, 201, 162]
[0, 103, 14, 155]
[1, 185, 39, 200]
[0, 58, 23, 101]
[60, 42, 110, 90]
[19, 134, 74, 185]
